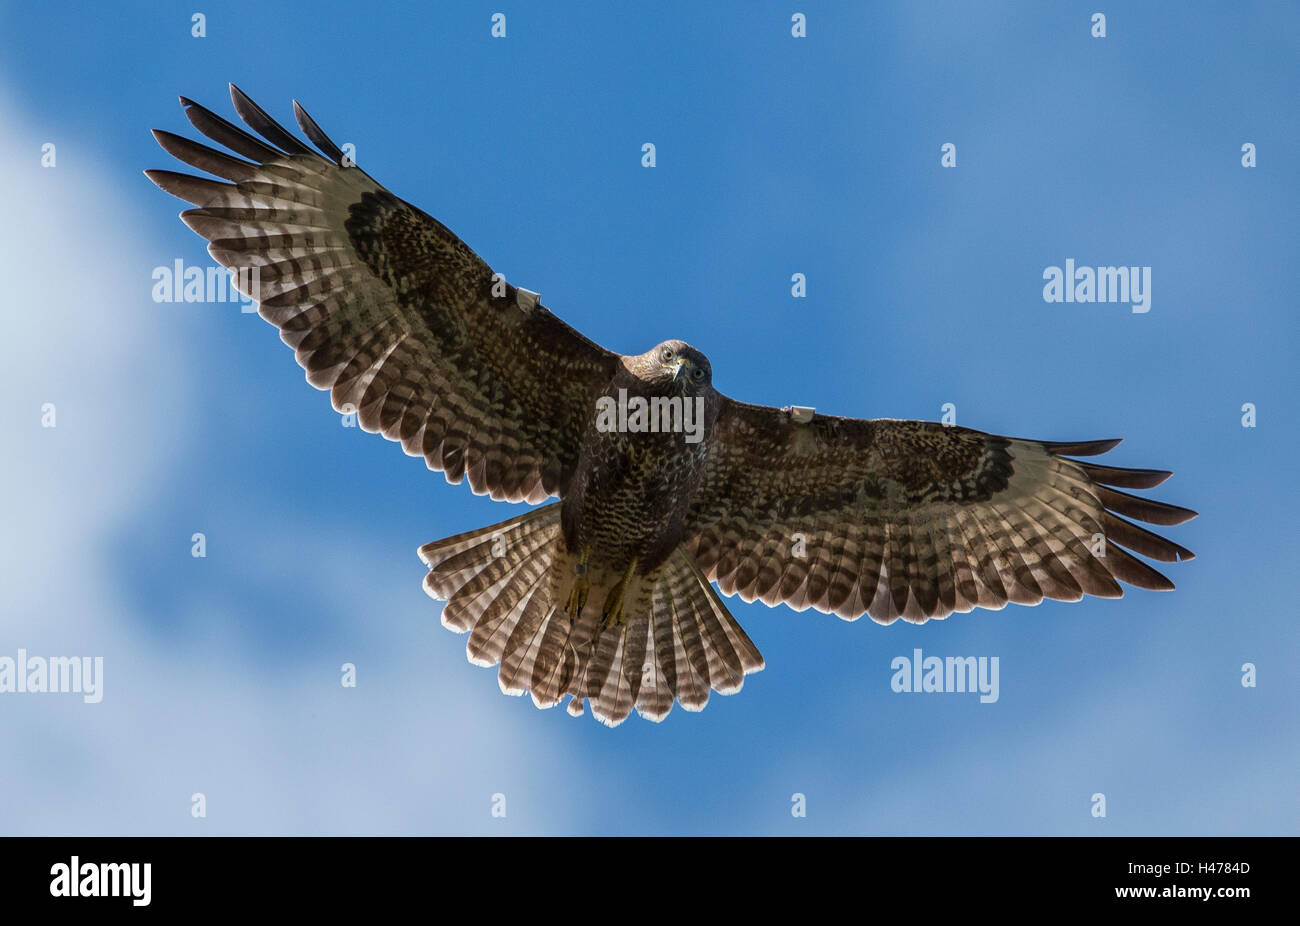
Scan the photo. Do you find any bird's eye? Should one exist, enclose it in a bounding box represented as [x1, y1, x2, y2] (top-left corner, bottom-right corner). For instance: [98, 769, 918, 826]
[692, 366, 705, 381]
[661, 348, 674, 363]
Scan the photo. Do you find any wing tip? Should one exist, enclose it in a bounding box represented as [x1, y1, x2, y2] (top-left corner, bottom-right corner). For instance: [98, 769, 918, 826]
[1044, 437, 1123, 456]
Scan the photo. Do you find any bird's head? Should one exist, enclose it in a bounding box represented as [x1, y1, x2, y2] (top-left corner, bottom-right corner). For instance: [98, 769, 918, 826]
[634, 340, 712, 395]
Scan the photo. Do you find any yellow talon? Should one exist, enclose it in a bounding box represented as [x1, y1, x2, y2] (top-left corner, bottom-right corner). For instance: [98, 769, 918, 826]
[566, 548, 591, 624]
[601, 558, 638, 629]
[566, 577, 589, 623]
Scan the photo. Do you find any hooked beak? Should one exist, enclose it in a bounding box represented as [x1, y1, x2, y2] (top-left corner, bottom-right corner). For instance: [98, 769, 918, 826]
[667, 357, 690, 383]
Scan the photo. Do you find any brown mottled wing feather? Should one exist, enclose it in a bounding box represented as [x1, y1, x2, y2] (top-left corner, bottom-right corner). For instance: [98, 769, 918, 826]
[686, 400, 1197, 624]
[146, 85, 620, 502]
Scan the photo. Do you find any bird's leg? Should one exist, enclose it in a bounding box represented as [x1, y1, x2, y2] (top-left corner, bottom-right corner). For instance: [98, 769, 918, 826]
[565, 549, 591, 625]
[601, 558, 638, 630]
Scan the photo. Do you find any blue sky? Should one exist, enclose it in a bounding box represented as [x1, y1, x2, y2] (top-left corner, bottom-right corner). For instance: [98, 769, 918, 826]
[1, 1, 1296, 834]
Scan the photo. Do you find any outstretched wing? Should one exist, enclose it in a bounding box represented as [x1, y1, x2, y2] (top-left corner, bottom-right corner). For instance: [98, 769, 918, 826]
[146, 85, 619, 502]
[686, 400, 1197, 623]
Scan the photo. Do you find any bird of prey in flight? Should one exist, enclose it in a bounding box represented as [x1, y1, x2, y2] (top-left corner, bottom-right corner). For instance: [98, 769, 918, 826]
[147, 86, 1196, 726]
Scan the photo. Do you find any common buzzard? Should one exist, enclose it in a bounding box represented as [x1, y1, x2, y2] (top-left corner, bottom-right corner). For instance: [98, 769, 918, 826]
[147, 86, 1196, 726]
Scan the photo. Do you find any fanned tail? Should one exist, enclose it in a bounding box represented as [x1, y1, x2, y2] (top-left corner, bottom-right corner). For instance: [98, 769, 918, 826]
[420, 513, 764, 727]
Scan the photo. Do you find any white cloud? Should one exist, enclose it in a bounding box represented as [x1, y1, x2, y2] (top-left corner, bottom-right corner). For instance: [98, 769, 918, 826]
[0, 88, 587, 835]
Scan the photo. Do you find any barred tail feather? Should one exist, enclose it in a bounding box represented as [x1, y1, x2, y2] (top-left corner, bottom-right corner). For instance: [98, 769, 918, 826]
[419, 504, 568, 691]
[579, 545, 765, 727]
[420, 514, 764, 727]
